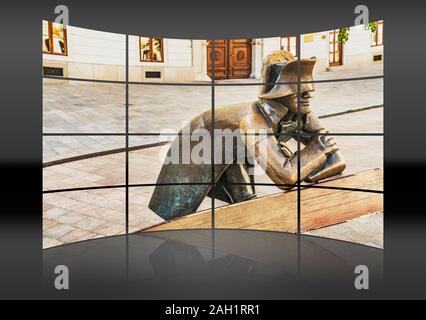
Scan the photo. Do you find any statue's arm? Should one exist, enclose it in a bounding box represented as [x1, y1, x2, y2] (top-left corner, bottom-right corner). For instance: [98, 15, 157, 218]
[299, 112, 346, 182]
[240, 114, 329, 188]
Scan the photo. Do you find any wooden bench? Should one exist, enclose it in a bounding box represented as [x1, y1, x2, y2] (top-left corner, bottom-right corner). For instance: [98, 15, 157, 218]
[142, 169, 383, 233]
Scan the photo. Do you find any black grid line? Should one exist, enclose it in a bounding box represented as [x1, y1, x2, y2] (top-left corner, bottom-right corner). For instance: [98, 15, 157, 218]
[129, 182, 213, 187]
[42, 141, 169, 168]
[43, 182, 215, 195]
[43, 81, 383, 137]
[298, 185, 383, 194]
[287, 132, 384, 137]
[43, 74, 383, 87]
[125, 32, 130, 278]
[212, 75, 383, 86]
[42, 34, 384, 238]
[224, 183, 383, 194]
[319, 105, 383, 119]
[125, 34, 129, 235]
[128, 81, 212, 86]
[211, 40, 216, 230]
[294, 75, 383, 85]
[296, 34, 302, 235]
[296, 34, 302, 278]
[43, 184, 127, 194]
[43, 182, 383, 195]
[42, 131, 384, 137]
[43, 133, 127, 136]
[43, 75, 126, 84]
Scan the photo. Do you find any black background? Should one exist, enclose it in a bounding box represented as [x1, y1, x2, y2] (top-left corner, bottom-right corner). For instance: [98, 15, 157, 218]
[0, 0, 425, 300]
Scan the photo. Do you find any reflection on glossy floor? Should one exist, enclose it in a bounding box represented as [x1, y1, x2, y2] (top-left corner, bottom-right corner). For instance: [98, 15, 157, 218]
[42, 230, 384, 299]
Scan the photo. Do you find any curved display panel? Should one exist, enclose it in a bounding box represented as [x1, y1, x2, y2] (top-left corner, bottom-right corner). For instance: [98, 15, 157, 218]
[42, 21, 383, 249]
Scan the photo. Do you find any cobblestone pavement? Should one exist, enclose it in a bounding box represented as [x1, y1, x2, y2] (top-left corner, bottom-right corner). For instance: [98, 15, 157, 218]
[43, 108, 383, 249]
[43, 64, 383, 249]
[43, 64, 383, 162]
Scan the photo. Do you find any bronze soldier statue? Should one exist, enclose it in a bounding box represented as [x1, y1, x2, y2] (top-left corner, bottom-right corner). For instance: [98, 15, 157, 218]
[149, 50, 346, 220]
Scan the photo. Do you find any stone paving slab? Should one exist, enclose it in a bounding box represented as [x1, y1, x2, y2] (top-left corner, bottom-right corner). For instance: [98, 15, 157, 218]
[215, 64, 383, 83]
[321, 107, 383, 133]
[43, 82, 126, 133]
[304, 213, 383, 248]
[215, 77, 383, 120]
[43, 107, 383, 248]
[43, 108, 383, 190]
[43, 65, 383, 163]
[314, 63, 383, 80]
[43, 64, 383, 249]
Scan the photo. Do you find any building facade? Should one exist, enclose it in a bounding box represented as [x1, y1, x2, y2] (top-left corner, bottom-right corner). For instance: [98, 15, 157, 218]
[42, 21, 383, 82]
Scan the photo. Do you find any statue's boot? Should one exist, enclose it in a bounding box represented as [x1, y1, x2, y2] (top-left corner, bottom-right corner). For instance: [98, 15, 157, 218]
[208, 163, 256, 204]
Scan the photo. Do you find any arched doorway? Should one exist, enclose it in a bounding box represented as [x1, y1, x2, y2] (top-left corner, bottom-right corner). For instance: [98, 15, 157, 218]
[207, 39, 252, 79]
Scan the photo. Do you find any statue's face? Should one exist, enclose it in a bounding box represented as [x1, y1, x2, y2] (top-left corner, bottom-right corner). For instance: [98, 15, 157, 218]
[278, 91, 312, 114]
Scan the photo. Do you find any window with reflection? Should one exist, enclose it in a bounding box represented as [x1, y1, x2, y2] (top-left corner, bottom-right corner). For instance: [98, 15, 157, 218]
[42, 21, 67, 55]
[371, 21, 384, 47]
[281, 36, 298, 57]
[329, 29, 342, 66]
[140, 37, 164, 62]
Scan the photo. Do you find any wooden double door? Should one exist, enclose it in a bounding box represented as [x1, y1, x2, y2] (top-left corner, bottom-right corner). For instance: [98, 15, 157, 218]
[207, 39, 252, 79]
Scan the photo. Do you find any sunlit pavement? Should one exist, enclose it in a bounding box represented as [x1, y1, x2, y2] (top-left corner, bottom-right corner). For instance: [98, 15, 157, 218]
[43, 64, 383, 248]
[43, 64, 383, 162]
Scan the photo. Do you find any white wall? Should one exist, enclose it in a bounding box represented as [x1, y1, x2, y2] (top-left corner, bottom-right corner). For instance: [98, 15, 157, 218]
[250, 37, 282, 79]
[344, 25, 384, 67]
[43, 25, 126, 80]
[300, 32, 329, 73]
[43, 24, 209, 82]
[43, 25, 126, 64]
[298, 27, 384, 72]
[262, 37, 281, 59]
[43, 23, 383, 82]
[165, 39, 192, 67]
[127, 36, 192, 67]
[127, 36, 203, 82]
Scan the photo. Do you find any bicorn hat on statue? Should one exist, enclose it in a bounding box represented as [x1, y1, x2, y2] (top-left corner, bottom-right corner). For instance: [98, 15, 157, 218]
[258, 50, 317, 99]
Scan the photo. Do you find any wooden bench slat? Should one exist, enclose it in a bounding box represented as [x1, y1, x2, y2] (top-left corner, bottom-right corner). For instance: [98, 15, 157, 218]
[142, 169, 383, 233]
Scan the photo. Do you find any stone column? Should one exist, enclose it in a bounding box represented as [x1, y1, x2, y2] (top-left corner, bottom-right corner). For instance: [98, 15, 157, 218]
[250, 38, 263, 79]
[193, 40, 211, 82]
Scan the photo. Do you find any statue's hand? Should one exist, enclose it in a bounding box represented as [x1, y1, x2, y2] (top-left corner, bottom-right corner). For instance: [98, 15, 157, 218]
[279, 120, 298, 136]
[305, 151, 346, 183]
[311, 135, 338, 155]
